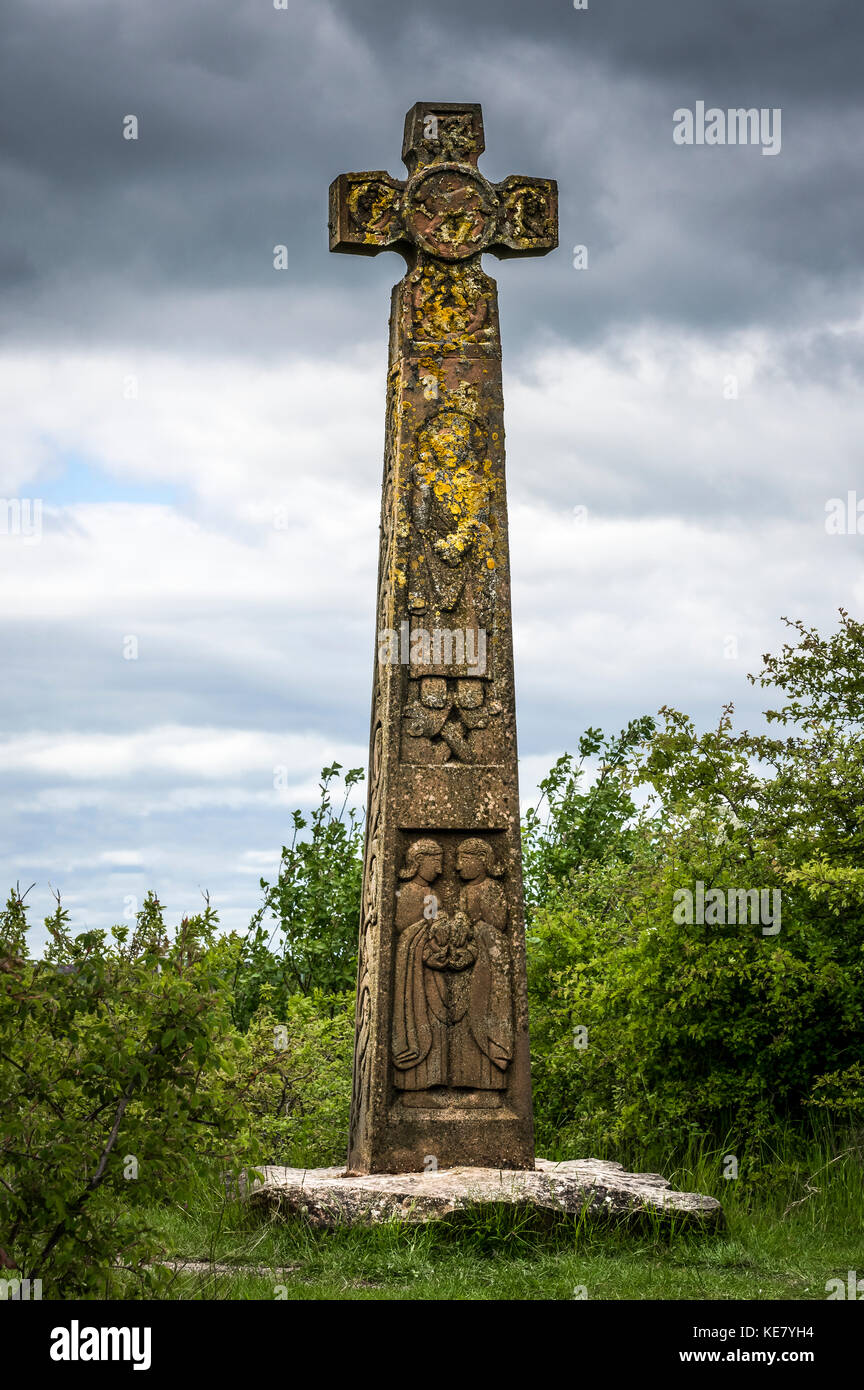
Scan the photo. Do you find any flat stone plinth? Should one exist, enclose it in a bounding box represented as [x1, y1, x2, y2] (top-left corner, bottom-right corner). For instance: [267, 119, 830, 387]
[245, 1158, 723, 1230]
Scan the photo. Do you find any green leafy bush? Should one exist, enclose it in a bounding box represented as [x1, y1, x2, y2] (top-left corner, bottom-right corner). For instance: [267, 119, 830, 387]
[0, 890, 251, 1297]
[527, 612, 864, 1167]
[231, 762, 363, 1026]
[217, 991, 353, 1167]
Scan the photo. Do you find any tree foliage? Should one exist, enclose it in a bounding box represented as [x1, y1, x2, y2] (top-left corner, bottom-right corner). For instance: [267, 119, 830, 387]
[528, 611, 864, 1168]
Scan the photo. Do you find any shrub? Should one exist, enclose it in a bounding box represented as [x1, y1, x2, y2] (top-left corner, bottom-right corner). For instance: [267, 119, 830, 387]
[0, 890, 251, 1297]
[527, 612, 864, 1167]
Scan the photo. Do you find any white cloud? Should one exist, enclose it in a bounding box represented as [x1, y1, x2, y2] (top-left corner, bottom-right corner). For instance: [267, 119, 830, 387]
[504, 322, 864, 519]
[2, 325, 862, 950]
[0, 347, 383, 506]
[0, 725, 366, 785]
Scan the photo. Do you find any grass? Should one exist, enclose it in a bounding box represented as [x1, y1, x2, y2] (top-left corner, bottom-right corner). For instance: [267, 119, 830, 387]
[125, 1137, 864, 1300]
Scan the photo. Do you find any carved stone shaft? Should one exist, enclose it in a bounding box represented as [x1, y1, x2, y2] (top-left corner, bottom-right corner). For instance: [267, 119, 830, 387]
[330, 102, 557, 1172]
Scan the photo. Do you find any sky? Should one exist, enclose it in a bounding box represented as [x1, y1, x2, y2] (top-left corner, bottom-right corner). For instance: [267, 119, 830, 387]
[2, 0, 863, 948]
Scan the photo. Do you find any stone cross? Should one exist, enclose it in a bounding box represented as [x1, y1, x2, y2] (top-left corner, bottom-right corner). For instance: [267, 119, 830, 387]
[330, 102, 557, 1173]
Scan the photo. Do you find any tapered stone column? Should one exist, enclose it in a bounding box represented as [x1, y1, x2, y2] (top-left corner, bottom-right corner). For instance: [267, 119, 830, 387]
[330, 102, 557, 1172]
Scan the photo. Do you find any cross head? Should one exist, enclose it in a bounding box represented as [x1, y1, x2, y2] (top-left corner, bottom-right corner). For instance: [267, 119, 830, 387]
[329, 102, 558, 265]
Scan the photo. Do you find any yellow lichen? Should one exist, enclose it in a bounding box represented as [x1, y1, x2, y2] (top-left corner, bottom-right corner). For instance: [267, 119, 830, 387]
[414, 412, 497, 568]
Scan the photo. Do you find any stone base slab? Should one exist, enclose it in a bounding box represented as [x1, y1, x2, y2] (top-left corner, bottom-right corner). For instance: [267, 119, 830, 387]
[244, 1157, 723, 1230]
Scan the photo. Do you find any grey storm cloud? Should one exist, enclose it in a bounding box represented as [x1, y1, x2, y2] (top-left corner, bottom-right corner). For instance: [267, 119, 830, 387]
[1, 0, 863, 357]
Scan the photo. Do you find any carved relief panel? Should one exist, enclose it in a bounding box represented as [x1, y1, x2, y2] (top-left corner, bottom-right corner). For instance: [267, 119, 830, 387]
[391, 832, 513, 1097]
